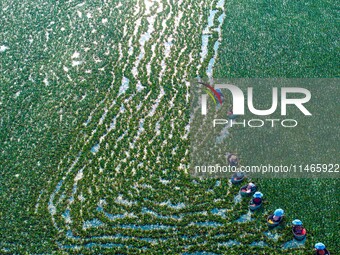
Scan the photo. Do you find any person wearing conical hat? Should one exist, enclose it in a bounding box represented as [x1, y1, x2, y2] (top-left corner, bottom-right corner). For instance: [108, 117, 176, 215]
[241, 182, 256, 193]
[232, 171, 244, 180]
[273, 208, 284, 222]
[314, 243, 329, 255]
[292, 219, 306, 236]
[229, 154, 239, 166]
[251, 191, 263, 205]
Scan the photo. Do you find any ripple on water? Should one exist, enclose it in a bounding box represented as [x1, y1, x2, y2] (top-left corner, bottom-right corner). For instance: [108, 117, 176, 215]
[282, 238, 306, 249]
[118, 76, 130, 96]
[142, 207, 181, 219]
[218, 240, 241, 247]
[83, 219, 104, 230]
[216, 125, 229, 144]
[60, 242, 128, 249]
[207, 10, 218, 27]
[235, 211, 253, 223]
[200, 35, 210, 61]
[191, 221, 223, 227]
[234, 193, 242, 203]
[0, 45, 9, 52]
[264, 231, 281, 241]
[250, 241, 268, 247]
[160, 200, 186, 209]
[90, 144, 100, 154]
[117, 224, 175, 230]
[66, 230, 80, 239]
[211, 208, 227, 218]
[216, 0, 225, 9]
[183, 252, 219, 255]
[62, 209, 72, 224]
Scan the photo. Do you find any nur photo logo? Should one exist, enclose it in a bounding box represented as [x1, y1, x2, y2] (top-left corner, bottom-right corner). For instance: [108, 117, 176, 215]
[199, 82, 312, 128]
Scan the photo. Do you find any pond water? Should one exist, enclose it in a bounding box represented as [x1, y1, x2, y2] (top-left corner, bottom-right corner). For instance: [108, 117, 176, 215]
[206, 41, 220, 78]
[60, 242, 129, 249]
[207, 10, 219, 27]
[118, 76, 130, 96]
[0, 45, 9, 52]
[62, 209, 71, 224]
[183, 252, 219, 255]
[282, 238, 306, 249]
[83, 218, 104, 230]
[200, 35, 210, 62]
[160, 200, 186, 209]
[235, 211, 253, 223]
[117, 224, 175, 230]
[192, 221, 223, 227]
[218, 240, 241, 247]
[211, 208, 227, 218]
[142, 207, 181, 219]
[234, 193, 242, 203]
[264, 230, 281, 241]
[216, 125, 230, 144]
[250, 241, 268, 247]
[90, 144, 100, 154]
[216, 0, 225, 9]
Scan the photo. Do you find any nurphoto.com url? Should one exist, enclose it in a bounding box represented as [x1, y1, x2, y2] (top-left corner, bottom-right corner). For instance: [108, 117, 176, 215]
[194, 164, 339, 175]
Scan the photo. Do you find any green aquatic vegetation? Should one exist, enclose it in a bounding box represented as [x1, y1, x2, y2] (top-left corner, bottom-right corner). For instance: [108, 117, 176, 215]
[1, 0, 338, 254]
